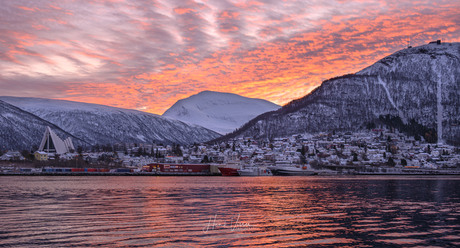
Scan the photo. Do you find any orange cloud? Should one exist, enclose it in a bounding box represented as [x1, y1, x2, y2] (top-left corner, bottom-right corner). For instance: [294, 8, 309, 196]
[174, 7, 197, 15]
[1, 0, 459, 116]
[17, 6, 36, 12]
[107, 3, 460, 114]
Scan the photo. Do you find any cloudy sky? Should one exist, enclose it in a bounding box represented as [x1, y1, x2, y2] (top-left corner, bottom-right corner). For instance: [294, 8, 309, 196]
[1, 0, 459, 114]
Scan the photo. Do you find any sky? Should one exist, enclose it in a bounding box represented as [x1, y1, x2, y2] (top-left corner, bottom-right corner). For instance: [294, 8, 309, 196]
[1, 0, 459, 114]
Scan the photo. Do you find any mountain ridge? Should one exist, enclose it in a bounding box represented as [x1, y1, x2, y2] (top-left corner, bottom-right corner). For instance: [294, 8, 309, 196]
[0, 100, 86, 150]
[0, 96, 221, 148]
[211, 42, 460, 145]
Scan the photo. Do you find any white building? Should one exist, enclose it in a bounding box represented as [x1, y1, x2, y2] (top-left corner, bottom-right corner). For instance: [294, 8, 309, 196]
[38, 127, 75, 154]
[0, 151, 25, 161]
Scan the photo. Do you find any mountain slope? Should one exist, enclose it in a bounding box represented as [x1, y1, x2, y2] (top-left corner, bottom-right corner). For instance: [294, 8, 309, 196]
[162, 91, 281, 134]
[0, 100, 82, 150]
[213, 42, 460, 145]
[0, 97, 221, 146]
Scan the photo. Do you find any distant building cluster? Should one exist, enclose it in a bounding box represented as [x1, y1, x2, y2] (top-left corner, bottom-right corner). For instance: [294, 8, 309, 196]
[1, 126, 459, 174]
[179, 129, 459, 171]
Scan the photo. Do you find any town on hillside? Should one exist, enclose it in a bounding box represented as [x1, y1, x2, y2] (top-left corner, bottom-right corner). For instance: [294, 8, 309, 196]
[1, 126, 459, 175]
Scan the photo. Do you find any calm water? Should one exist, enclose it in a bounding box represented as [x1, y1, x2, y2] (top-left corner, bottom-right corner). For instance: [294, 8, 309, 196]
[0, 176, 459, 247]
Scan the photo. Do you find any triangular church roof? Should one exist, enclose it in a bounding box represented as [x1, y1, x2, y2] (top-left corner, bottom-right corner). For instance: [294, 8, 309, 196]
[38, 127, 75, 154]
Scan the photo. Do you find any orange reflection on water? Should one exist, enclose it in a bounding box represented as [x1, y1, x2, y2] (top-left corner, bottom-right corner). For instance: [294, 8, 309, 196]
[1, 176, 460, 246]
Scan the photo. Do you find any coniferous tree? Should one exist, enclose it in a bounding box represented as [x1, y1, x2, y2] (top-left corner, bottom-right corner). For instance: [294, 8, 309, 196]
[353, 153, 359, 161]
[401, 159, 407, 166]
[387, 157, 395, 167]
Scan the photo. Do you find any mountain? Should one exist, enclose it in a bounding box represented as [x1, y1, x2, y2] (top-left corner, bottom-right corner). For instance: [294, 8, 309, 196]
[162, 91, 281, 134]
[0, 100, 82, 150]
[212, 42, 460, 145]
[0, 97, 221, 146]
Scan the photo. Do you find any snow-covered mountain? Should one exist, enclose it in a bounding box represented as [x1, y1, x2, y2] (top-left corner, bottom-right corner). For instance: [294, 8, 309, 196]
[0, 100, 83, 150]
[213, 42, 460, 145]
[0, 97, 221, 147]
[162, 91, 281, 134]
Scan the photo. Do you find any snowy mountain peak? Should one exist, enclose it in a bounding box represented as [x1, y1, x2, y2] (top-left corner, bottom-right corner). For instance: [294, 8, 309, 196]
[163, 91, 281, 134]
[0, 96, 151, 115]
[0, 96, 221, 147]
[213, 42, 460, 145]
[358, 42, 460, 76]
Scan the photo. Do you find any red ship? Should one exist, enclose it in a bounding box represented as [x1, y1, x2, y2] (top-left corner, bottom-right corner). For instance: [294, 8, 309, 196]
[218, 166, 240, 176]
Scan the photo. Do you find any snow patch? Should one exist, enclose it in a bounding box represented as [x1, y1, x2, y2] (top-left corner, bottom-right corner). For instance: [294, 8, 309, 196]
[136, 134, 146, 142]
[377, 76, 406, 123]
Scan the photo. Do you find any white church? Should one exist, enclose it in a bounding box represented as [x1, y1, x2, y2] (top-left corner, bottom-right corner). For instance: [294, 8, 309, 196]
[38, 126, 75, 154]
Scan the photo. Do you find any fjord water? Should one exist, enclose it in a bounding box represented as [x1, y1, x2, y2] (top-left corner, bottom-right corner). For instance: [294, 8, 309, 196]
[0, 176, 459, 247]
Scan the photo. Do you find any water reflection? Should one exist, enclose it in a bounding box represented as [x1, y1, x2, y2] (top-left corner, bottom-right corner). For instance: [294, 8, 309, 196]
[0, 176, 459, 247]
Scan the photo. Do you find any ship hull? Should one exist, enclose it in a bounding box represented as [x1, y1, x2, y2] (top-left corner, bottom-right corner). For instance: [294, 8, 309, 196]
[218, 167, 239, 176]
[268, 166, 316, 176]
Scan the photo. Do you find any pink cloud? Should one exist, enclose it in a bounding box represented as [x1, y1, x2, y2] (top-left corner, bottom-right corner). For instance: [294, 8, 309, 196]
[0, 0, 458, 114]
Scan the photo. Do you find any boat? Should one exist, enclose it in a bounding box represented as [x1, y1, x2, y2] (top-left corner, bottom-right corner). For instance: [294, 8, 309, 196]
[268, 165, 317, 176]
[237, 167, 272, 176]
[218, 160, 241, 176]
[218, 167, 239, 176]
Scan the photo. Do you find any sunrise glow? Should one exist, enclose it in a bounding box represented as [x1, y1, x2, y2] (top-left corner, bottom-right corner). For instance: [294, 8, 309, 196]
[1, 0, 459, 114]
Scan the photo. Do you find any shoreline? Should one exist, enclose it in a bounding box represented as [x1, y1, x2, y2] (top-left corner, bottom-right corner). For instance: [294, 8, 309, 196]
[1, 172, 460, 176]
[0, 172, 221, 176]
